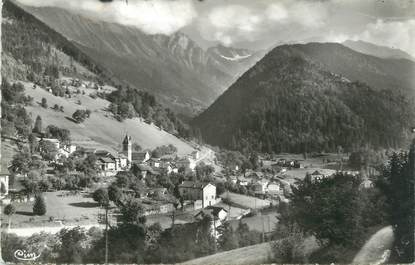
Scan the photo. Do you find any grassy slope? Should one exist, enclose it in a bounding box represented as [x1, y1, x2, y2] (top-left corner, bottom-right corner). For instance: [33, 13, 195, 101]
[181, 236, 319, 265]
[181, 242, 272, 265]
[21, 81, 195, 156]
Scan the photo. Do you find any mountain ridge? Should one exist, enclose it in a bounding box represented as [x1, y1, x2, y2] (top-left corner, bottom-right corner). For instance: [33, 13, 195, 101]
[192, 43, 415, 153]
[18, 3, 264, 115]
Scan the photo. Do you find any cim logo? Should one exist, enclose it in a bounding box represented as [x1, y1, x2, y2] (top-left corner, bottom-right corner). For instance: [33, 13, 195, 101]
[14, 249, 41, 261]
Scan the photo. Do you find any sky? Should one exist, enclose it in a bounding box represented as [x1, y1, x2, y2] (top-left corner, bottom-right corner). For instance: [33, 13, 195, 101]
[15, 0, 415, 56]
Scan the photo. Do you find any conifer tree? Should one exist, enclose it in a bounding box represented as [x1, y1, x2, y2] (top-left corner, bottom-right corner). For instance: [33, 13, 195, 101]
[33, 194, 47, 216]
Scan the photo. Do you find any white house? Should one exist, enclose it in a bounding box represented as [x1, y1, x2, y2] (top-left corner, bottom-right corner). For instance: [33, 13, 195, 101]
[0, 172, 9, 197]
[178, 181, 216, 208]
[267, 182, 281, 194]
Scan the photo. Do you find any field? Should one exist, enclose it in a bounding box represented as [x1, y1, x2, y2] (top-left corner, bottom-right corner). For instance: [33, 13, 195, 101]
[9, 191, 101, 228]
[21, 81, 195, 156]
[220, 192, 271, 209]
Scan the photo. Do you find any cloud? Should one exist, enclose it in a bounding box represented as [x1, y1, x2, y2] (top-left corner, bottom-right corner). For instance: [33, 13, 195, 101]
[16, 0, 197, 35]
[196, 0, 329, 46]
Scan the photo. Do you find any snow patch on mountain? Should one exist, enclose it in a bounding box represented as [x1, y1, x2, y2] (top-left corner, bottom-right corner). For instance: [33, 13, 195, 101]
[219, 53, 252, 61]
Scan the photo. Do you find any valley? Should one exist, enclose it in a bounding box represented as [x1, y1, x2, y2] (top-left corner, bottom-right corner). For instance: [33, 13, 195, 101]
[1, 0, 413, 264]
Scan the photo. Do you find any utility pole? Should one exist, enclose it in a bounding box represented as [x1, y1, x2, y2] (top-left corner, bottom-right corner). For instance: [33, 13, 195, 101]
[261, 214, 265, 243]
[105, 206, 109, 264]
[0, 1, 6, 262]
[411, 127, 415, 260]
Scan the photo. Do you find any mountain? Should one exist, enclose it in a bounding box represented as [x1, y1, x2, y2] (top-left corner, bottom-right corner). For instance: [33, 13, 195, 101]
[343, 40, 414, 61]
[17, 3, 264, 115]
[192, 43, 415, 153]
[1, 0, 195, 154]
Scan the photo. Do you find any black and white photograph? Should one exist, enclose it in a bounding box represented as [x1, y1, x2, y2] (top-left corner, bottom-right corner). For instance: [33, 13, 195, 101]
[0, 0, 414, 264]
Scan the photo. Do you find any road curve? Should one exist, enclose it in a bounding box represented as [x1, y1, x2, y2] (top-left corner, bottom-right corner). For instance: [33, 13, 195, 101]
[353, 226, 394, 264]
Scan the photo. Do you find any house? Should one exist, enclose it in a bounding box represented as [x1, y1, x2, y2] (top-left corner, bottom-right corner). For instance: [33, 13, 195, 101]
[195, 206, 228, 223]
[360, 179, 374, 189]
[148, 187, 168, 198]
[228, 175, 238, 184]
[133, 164, 158, 179]
[57, 144, 77, 158]
[293, 160, 303, 168]
[149, 158, 161, 168]
[115, 153, 128, 170]
[191, 150, 200, 160]
[247, 171, 264, 181]
[237, 176, 249, 186]
[252, 179, 269, 194]
[0, 171, 9, 197]
[178, 181, 216, 208]
[98, 157, 116, 171]
[309, 170, 326, 182]
[95, 150, 125, 172]
[38, 138, 60, 149]
[267, 182, 281, 194]
[176, 157, 196, 172]
[132, 151, 151, 164]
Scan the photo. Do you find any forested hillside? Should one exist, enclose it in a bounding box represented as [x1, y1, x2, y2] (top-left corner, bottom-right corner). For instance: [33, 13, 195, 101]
[193, 43, 415, 154]
[2, 0, 192, 139]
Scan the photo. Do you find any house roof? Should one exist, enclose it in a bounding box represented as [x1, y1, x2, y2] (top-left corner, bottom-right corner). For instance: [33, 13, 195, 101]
[132, 152, 149, 161]
[195, 206, 227, 219]
[41, 138, 60, 143]
[179, 181, 213, 189]
[99, 157, 115, 163]
[95, 150, 111, 156]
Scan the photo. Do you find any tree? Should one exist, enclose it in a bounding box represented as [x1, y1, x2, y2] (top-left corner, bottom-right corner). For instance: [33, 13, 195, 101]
[376, 147, 414, 263]
[119, 199, 146, 225]
[217, 221, 238, 251]
[133, 143, 142, 152]
[216, 182, 226, 196]
[59, 106, 64, 112]
[3, 204, 16, 230]
[33, 194, 47, 215]
[33, 115, 42, 134]
[290, 173, 366, 248]
[108, 185, 123, 205]
[28, 133, 38, 154]
[72, 109, 89, 123]
[93, 188, 109, 207]
[57, 227, 88, 263]
[10, 150, 31, 175]
[41, 97, 48, 108]
[271, 223, 307, 263]
[38, 140, 58, 161]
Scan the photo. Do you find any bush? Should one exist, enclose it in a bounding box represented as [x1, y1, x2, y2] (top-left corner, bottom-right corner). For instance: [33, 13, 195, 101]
[41, 97, 48, 108]
[33, 194, 47, 215]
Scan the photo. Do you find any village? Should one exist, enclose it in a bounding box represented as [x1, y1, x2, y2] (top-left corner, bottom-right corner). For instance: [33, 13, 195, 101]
[0, 109, 367, 239]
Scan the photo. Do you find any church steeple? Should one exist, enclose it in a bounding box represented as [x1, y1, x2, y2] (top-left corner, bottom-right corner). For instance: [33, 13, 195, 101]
[122, 134, 132, 164]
